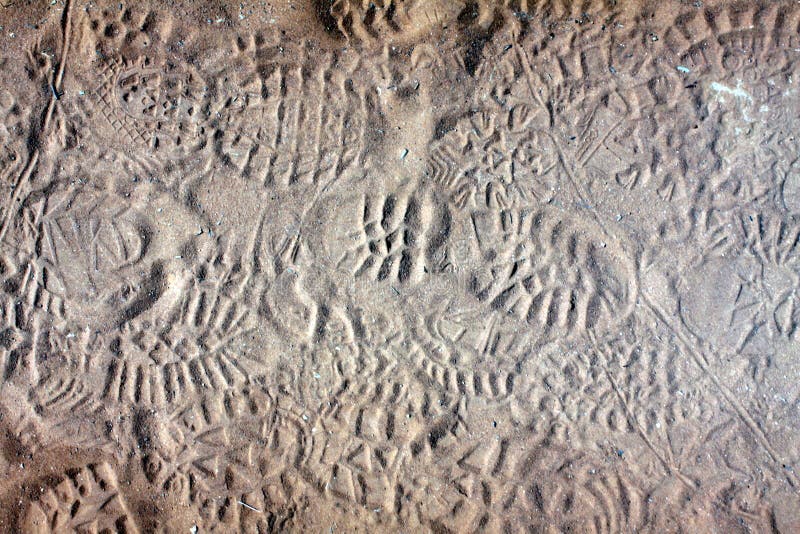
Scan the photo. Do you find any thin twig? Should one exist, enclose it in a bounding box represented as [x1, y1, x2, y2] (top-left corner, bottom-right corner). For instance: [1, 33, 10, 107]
[238, 500, 262, 513]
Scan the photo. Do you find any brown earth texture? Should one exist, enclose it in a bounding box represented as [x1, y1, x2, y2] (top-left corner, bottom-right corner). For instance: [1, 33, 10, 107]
[0, 0, 799, 532]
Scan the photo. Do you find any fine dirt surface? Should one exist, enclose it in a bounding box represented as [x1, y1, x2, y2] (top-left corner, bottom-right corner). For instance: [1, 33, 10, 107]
[0, 0, 799, 532]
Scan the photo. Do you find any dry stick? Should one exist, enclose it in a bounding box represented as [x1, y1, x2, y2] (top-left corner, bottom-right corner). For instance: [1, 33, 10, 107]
[589, 331, 697, 491]
[519, 36, 683, 484]
[0, 152, 40, 244]
[515, 27, 798, 495]
[238, 500, 262, 513]
[640, 292, 800, 493]
[520, 49, 690, 484]
[518, 46, 626, 260]
[515, 28, 623, 245]
[53, 1, 72, 92]
[519, 31, 707, 491]
[578, 117, 623, 169]
[543, 128, 627, 252]
[514, 36, 551, 126]
[559, 97, 799, 492]
[0, 0, 73, 244]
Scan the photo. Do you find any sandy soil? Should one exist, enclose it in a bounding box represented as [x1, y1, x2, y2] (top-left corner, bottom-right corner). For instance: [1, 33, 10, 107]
[0, 0, 798, 531]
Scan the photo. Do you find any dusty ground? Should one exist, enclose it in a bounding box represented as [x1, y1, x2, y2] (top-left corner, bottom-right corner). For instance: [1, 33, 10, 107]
[0, 0, 798, 531]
